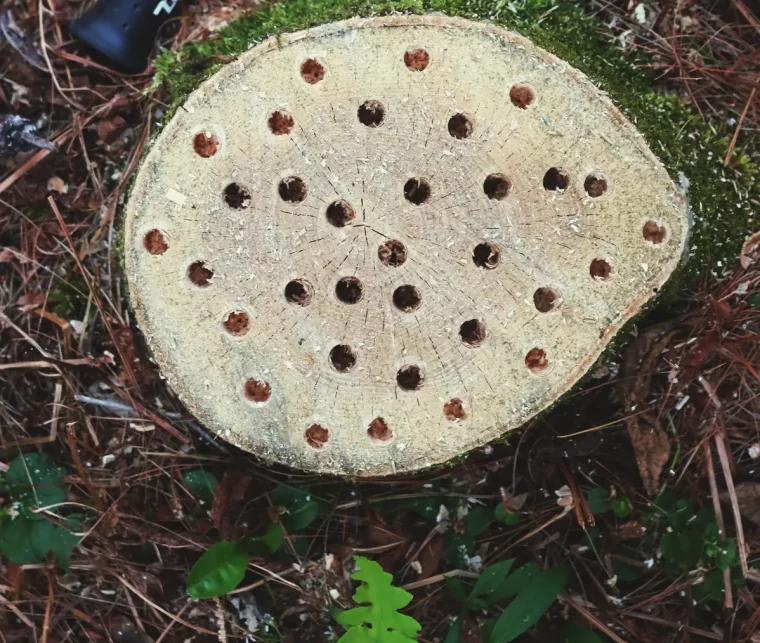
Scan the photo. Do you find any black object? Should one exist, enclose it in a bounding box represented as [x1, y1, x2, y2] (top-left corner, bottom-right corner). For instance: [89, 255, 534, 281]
[0, 115, 57, 158]
[70, 0, 180, 73]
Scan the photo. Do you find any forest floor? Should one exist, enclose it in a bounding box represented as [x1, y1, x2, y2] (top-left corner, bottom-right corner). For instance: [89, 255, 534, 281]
[0, 0, 759, 641]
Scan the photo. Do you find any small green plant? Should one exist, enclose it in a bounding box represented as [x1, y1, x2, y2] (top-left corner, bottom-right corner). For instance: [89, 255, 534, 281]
[0, 453, 85, 570]
[445, 560, 566, 642]
[586, 487, 631, 518]
[186, 483, 322, 599]
[336, 556, 421, 642]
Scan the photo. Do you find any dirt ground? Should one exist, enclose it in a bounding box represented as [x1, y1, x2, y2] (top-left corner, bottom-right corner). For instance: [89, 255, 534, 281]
[1, 0, 759, 641]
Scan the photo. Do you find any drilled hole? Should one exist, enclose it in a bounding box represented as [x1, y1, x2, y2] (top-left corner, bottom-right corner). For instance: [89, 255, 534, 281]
[329, 344, 357, 372]
[473, 242, 501, 269]
[284, 279, 313, 306]
[326, 200, 355, 227]
[643, 220, 667, 244]
[268, 110, 294, 135]
[223, 311, 249, 336]
[300, 58, 325, 84]
[244, 378, 271, 403]
[404, 48, 429, 71]
[397, 365, 424, 391]
[404, 178, 431, 205]
[584, 173, 608, 197]
[336, 277, 363, 304]
[367, 417, 392, 441]
[590, 258, 613, 281]
[459, 319, 486, 347]
[509, 84, 535, 109]
[543, 167, 570, 192]
[358, 100, 385, 127]
[188, 261, 213, 287]
[393, 285, 422, 312]
[525, 348, 548, 373]
[224, 183, 251, 209]
[483, 173, 512, 200]
[143, 229, 168, 255]
[444, 398, 467, 421]
[378, 239, 408, 267]
[278, 176, 308, 202]
[448, 112, 473, 139]
[193, 132, 218, 157]
[305, 423, 329, 449]
[533, 287, 562, 313]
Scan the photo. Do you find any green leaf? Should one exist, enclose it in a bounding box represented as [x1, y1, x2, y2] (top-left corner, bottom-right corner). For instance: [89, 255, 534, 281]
[748, 292, 760, 307]
[7, 453, 67, 513]
[444, 615, 464, 643]
[494, 504, 520, 526]
[469, 559, 515, 607]
[271, 484, 321, 532]
[612, 497, 631, 518]
[183, 469, 218, 508]
[561, 624, 605, 643]
[446, 576, 469, 604]
[716, 539, 738, 571]
[586, 488, 611, 515]
[187, 541, 249, 599]
[0, 513, 83, 570]
[487, 562, 539, 604]
[489, 566, 566, 643]
[336, 556, 421, 642]
[464, 507, 491, 538]
[242, 523, 285, 556]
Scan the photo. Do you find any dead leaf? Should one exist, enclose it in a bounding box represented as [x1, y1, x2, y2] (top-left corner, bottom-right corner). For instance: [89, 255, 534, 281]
[210, 471, 253, 537]
[740, 231, 760, 269]
[499, 487, 528, 512]
[0, 248, 14, 262]
[97, 115, 127, 143]
[724, 482, 760, 526]
[47, 176, 68, 194]
[16, 291, 44, 309]
[616, 520, 647, 540]
[618, 322, 678, 495]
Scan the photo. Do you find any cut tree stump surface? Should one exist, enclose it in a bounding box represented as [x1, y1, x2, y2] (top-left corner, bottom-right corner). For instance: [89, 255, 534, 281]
[125, 15, 689, 475]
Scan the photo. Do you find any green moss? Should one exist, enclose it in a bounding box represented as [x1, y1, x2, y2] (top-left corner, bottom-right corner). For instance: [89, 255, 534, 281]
[154, 0, 757, 301]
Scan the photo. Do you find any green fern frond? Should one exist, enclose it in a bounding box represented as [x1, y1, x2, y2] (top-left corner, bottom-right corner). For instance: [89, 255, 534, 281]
[337, 556, 421, 642]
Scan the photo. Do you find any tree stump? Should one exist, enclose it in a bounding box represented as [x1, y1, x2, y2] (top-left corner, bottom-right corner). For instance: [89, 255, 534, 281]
[125, 15, 689, 475]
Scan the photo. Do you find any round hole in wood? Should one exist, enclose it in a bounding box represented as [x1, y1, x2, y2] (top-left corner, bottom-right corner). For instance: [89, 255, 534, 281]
[543, 167, 570, 192]
[305, 423, 329, 449]
[368, 417, 392, 441]
[244, 378, 271, 403]
[300, 58, 325, 84]
[404, 48, 430, 71]
[584, 173, 608, 197]
[143, 229, 168, 255]
[393, 285, 422, 312]
[336, 276, 363, 304]
[193, 132, 218, 157]
[284, 279, 313, 306]
[326, 200, 356, 227]
[358, 100, 385, 127]
[589, 258, 613, 281]
[397, 365, 424, 391]
[459, 319, 486, 347]
[278, 176, 308, 202]
[268, 110, 294, 135]
[223, 311, 249, 336]
[329, 344, 357, 372]
[473, 242, 501, 269]
[378, 239, 408, 267]
[483, 173, 512, 200]
[643, 220, 667, 244]
[224, 183, 251, 209]
[404, 177, 431, 205]
[448, 112, 473, 139]
[188, 261, 213, 287]
[444, 398, 467, 421]
[525, 348, 548, 373]
[533, 287, 562, 313]
[509, 84, 535, 109]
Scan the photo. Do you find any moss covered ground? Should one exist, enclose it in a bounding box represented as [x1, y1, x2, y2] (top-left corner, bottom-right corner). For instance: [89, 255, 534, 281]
[153, 0, 758, 305]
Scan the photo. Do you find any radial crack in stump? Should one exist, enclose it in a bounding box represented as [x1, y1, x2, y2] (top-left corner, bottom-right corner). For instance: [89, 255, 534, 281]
[125, 15, 689, 476]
